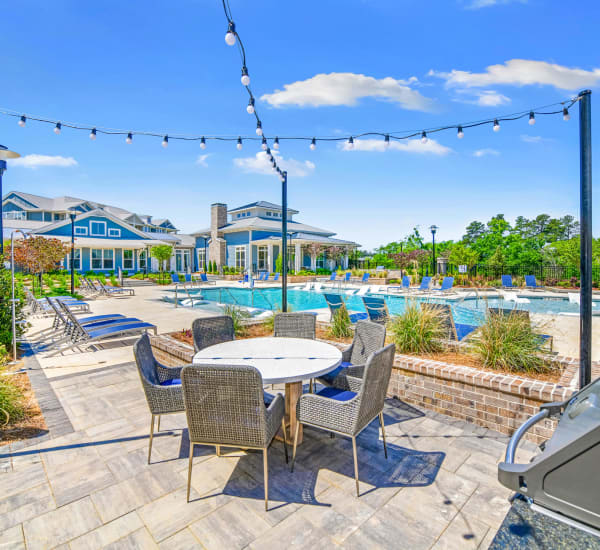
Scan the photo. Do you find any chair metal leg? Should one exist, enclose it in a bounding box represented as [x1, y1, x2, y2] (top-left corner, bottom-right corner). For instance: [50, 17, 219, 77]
[352, 436, 360, 497]
[309, 379, 314, 393]
[187, 443, 194, 502]
[216, 445, 221, 457]
[148, 414, 155, 464]
[157, 415, 161, 432]
[263, 449, 269, 511]
[290, 422, 300, 472]
[281, 418, 289, 463]
[379, 412, 388, 459]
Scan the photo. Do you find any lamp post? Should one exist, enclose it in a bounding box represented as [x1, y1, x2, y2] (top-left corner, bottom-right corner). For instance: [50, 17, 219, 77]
[281, 171, 288, 312]
[430, 225, 438, 276]
[68, 208, 77, 295]
[0, 145, 21, 255]
[10, 229, 27, 362]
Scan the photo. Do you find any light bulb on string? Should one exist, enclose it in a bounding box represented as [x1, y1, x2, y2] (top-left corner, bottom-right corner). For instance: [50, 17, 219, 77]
[200, 137, 206, 150]
[54, 122, 61, 135]
[247, 98, 255, 114]
[563, 107, 570, 121]
[162, 135, 169, 148]
[384, 134, 390, 148]
[529, 112, 536, 125]
[225, 22, 236, 46]
[18, 116, 26, 127]
[256, 121, 263, 136]
[457, 126, 464, 139]
[493, 119, 500, 132]
[241, 66, 250, 86]
[273, 137, 280, 150]
[421, 131, 428, 144]
[126, 133, 133, 144]
[347, 136, 354, 149]
[261, 137, 268, 150]
[310, 137, 316, 150]
[89, 128, 97, 140]
[237, 137, 243, 150]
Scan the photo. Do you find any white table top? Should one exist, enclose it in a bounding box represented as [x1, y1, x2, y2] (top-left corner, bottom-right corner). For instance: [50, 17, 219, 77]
[192, 337, 342, 385]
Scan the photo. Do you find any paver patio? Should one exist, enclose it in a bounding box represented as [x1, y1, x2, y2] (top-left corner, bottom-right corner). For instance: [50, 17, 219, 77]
[0, 350, 538, 549]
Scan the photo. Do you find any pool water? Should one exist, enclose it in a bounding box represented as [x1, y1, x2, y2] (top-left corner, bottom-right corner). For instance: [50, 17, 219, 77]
[166, 286, 595, 324]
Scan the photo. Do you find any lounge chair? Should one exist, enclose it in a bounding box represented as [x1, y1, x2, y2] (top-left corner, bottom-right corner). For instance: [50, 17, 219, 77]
[273, 272, 280, 282]
[323, 293, 368, 324]
[388, 275, 411, 294]
[488, 307, 553, 351]
[256, 272, 266, 282]
[318, 273, 337, 284]
[171, 273, 181, 285]
[525, 275, 544, 290]
[501, 275, 515, 289]
[421, 303, 478, 342]
[411, 276, 432, 293]
[199, 272, 216, 285]
[362, 296, 389, 325]
[432, 276, 454, 294]
[237, 273, 249, 284]
[342, 272, 351, 285]
[97, 280, 135, 297]
[352, 273, 370, 285]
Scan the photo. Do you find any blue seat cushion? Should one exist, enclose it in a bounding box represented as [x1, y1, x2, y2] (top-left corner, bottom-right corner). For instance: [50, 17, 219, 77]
[316, 386, 357, 401]
[455, 323, 477, 341]
[263, 391, 275, 407]
[349, 312, 369, 323]
[318, 362, 352, 384]
[160, 378, 181, 386]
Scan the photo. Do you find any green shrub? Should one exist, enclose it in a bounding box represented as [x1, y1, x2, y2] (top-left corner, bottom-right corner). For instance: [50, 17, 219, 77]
[275, 255, 283, 274]
[0, 260, 26, 353]
[222, 305, 251, 337]
[470, 312, 551, 373]
[328, 304, 352, 338]
[388, 302, 445, 354]
[262, 305, 293, 333]
[0, 346, 26, 426]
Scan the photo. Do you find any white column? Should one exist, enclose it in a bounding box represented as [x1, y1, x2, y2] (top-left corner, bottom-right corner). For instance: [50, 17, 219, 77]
[343, 253, 349, 269]
[268, 243, 273, 272]
[247, 230, 252, 272]
[295, 242, 301, 271]
[310, 253, 316, 271]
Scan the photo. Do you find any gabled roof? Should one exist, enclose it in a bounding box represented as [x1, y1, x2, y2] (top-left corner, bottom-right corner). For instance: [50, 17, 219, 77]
[228, 201, 299, 214]
[191, 216, 335, 237]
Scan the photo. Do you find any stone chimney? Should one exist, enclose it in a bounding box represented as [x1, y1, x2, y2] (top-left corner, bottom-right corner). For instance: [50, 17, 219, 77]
[209, 203, 227, 268]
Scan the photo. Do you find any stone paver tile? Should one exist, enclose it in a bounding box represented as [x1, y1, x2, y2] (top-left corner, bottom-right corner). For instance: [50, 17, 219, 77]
[138, 487, 221, 542]
[391, 433, 472, 473]
[189, 499, 271, 550]
[8, 450, 43, 471]
[0, 524, 26, 550]
[459, 484, 511, 530]
[0, 482, 56, 532]
[103, 527, 159, 550]
[430, 511, 490, 549]
[45, 455, 116, 507]
[158, 528, 203, 550]
[186, 454, 244, 497]
[23, 497, 102, 549]
[85, 418, 137, 441]
[91, 466, 185, 523]
[105, 448, 151, 482]
[0, 462, 47, 500]
[68, 512, 143, 550]
[455, 451, 502, 488]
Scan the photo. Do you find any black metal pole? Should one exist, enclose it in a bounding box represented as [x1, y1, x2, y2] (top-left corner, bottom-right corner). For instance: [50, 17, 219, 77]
[70, 217, 75, 294]
[579, 89, 592, 388]
[432, 233, 436, 275]
[281, 171, 288, 312]
[0, 162, 5, 256]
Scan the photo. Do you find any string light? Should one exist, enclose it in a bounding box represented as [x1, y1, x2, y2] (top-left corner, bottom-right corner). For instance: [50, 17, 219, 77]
[54, 122, 61, 135]
[261, 136, 268, 150]
[200, 137, 206, 149]
[273, 137, 280, 150]
[256, 121, 263, 136]
[421, 131, 428, 144]
[236, 137, 243, 150]
[529, 112, 536, 125]
[246, 98, 255, 115]
[563, 107, 570, 121]
[310, 137, 316, 150]
[161, 135, 169, 148]
[18, 116, 26, 127]
[89, 128, 97, 140]
[241, 66, 250, 86]
[457, 126, 464, 139]
[493, 119, 500, 132]
[225, 22, 236, 46]
[347, 136, 354, 149]
[384, 134, 390, 148]
[126, 133, 133, 144]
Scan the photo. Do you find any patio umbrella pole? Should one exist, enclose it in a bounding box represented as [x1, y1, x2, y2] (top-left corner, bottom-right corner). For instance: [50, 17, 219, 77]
[579, 89, 592, 388]
[282, 171, 288, 312]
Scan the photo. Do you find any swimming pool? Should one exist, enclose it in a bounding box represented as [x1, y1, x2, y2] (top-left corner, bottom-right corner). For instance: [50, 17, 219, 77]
[165, 286, 596, 324]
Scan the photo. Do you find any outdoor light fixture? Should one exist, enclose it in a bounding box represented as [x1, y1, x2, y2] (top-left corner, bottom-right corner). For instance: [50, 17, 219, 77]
[161, 135, 169, 148]
[18, 115, 26, 127]
[457, 126, 464, 139]
[430, 225, 439, 276]
[54, 122, 62, 135]
[225, 22, 236, 45]
[273, 137, 280, 150]
[261, 136, 268, 150]
[247, 98, 255, 114]
[310, 138, 316, 150]
[421, 131, 428, 144]
[200, 137, 206, 149]
[347, 136, 354, 149]
[68, 207, 77, 295]
[384, 134, 390, 148]
[89, 128, 97, 140]
[256, 121, 263, 136]
[0, 145, 21, 255]
[126, 133, 133, 144]
[529, 112, 536, 125]
[236, 137, 243, 150]
[563, 107, 570, 121]
[241, 66, 250, 86]
[493, 119, 500, 132]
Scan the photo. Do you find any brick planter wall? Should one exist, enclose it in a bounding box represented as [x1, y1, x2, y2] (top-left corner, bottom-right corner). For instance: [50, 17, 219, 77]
[151, 334, 194, 366]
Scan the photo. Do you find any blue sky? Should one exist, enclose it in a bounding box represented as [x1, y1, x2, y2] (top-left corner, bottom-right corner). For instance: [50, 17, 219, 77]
[1, 0, 598, 249]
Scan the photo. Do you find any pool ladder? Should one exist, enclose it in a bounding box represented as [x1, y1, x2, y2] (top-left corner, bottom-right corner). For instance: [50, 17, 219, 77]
[174, 284, 200, 308]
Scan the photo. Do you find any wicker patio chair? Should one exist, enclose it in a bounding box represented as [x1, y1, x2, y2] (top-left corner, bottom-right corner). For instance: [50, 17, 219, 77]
[291, 343, 396, 496]
[273, 312, 316, 339]
[316, 320, 386, 391]
[192, 315, 235, 353]
[133, 333, 190, 463]
[181, 364, 288, 510]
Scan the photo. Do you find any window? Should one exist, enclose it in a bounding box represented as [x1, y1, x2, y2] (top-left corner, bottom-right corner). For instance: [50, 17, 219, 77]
[257, 246, 268, 271]
[235, 246, 246, 270]
[90, 221, 106, 236]
[108, 228, 121, 238]
[54, 213, 66, 221]
[266, 212, 272, 217]
[91, 249, 113, 270]
[67, 249, 81, 271]
[197, 248, 206, 271]
[74, 226, 88, 236]
[316, 253, 326, 269]
[123, 249, 134, 270]
[237, 214, 241, 218]
[139, 250, 147, 270]
[175, 249, 191, 272]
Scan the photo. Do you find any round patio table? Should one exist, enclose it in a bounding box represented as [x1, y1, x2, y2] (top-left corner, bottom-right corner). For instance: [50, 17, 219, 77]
[192, 337, 342, 445]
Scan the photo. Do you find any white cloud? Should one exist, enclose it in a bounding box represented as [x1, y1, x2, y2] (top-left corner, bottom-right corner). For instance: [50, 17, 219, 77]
[195, 154, 211, 167]
[8, 154, 78, 169]
[429, 59, 600, 91]
[465, 0, 526, 9]
[261, 72, 433, 111]
[233, 151, 315, 178]
[520, 134, 553, 144]
[474, 90, 511, 106]
[473, 148, 500, 157]
[340, 138, 452, 156]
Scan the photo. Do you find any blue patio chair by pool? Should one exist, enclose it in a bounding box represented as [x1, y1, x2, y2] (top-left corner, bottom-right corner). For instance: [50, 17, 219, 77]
[343, 272, 352, 284]
[410, 276, 432, 293]
[421, 303, 477, 342]
[184, 274, 193, 285]
[501, 275, 514, 289]
[199, 273, 216, 285]
[263, 273, 270, 282]
[171, 273, 181, 285]
[432, 276, 454, 294]
[362, 296, 389, 325]
[525, 275, 544, 290]
[237, 273, 249, 284]
[352, 272, 370, 284]
[257, 272, 266, 281]
[274, 272, 280, 281]
[323, 293, 368, 324]
[318, 272, 337, 283]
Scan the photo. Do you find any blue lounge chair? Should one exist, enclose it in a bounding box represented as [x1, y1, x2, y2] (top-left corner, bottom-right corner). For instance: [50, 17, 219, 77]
[362, 296, 389, 324]
[257, 272, 266, 281]
[323, 293, 368, 324]
[410, 276, 432, 293]
[422, 303, 477, 342]
[184, 274, 193, 285]
[263, 273, 270, 282]
[501, 275, 514, 289]
[171, 273, 181, 284]
[318, 272, 337, 283]
[199, 273, 216, 285]
[237, 273, 249, 284]
[432, 276, 454, 293]
[98, 281, 135, 297]
[343, 272, 351, 283]
[525, 275, 544, 290]
[273, 273, 280, 282]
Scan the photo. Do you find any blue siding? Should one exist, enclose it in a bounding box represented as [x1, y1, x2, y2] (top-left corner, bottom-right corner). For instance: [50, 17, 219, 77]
[3, 202, 23, 212]
[28, 212, 43, 221]
[44, 216, 144, 240]
[224, 231, 250, 267]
